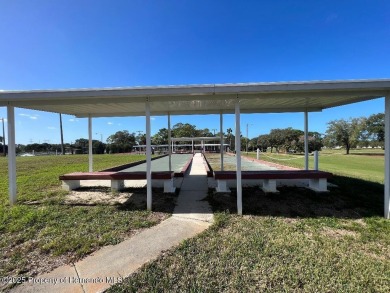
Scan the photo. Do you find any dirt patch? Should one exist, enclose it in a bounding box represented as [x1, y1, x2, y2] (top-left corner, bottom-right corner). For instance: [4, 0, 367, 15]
[63, 187, 178, 213]
[65, 187, 132, 205]
[353, 219, 367, 227]
[321, 227, 358, 239]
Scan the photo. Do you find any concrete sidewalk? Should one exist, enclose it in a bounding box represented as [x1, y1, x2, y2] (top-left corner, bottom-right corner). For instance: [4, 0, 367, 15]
[12, 153, 213, 293]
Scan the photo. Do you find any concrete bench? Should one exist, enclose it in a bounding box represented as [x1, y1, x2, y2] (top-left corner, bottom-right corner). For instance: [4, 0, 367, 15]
[213, 170, 333, 193]
[59, 171, 176, 193]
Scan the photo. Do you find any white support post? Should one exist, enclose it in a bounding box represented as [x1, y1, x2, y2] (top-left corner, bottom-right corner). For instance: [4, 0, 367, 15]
[257, 148, 260, 160]
[7, 106, 17, 204]
[314, 150, 319, 171]
[146, 100, 152, 211]
[304, 111, 309, 170]
[385, 96, 390, 219]
[168, 113, 172, 172]
[235, 100, 243, 215]
[192, 139, 194, 153]
[88, 115, 93, 172]
[220, 112, 224, 171]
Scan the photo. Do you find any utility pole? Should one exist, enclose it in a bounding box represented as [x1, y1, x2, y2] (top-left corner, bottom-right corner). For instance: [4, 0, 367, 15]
[59, 114, 65, 155]
[96, 133, 103, 142]
[1, 118, 5, 156]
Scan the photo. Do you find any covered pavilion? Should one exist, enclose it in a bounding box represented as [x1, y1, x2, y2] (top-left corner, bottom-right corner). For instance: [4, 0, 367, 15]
[0, 79, 390, 218]
[170, 136, 228, 153]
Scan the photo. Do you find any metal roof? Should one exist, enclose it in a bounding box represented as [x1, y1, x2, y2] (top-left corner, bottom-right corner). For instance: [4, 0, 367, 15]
[0, 79, 389, 117]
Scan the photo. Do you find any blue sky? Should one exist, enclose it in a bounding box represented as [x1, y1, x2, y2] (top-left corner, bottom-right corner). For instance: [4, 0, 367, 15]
[0, 1, 389, 144]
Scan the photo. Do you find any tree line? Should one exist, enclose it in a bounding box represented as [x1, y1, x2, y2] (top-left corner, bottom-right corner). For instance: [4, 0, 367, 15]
[323, 113, 384, 154]
[256, 113, 384, 155]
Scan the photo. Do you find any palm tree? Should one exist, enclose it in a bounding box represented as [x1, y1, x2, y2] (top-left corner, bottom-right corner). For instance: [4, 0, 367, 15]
[227, 128, 232, 151]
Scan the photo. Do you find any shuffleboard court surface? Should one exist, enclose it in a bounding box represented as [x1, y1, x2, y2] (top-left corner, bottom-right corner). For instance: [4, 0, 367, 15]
[118, 154, 193, 172]
[206, 154, 278, 171]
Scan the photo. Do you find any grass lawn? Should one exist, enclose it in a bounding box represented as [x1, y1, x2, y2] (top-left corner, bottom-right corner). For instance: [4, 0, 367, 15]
[109, 150, 390, 292]
[0, 154, 176, 291]
[244, 148, 385, 184]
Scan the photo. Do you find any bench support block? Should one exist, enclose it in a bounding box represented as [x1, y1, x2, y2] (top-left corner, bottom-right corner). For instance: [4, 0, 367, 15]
[261, 179, 279, 193]
[216, 180, 231, 193]
[163, 179, 176, 193]
[111, 180, 125, 192]
[62, 180, 80, 191]
[308, 178, 329, 192]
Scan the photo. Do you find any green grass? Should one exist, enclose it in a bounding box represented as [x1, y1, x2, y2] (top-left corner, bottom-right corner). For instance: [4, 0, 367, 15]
[109, 150, 390, 292]
[244, 149, 385, 184]
[109, 214, 390, 292]
[0, 154, 175, 287]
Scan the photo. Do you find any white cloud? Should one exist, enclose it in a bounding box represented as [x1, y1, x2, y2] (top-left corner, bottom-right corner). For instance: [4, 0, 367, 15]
[151, 117, 156, 121]
[19, 113, 39, 120]
[47, 126, 56, 130]
[108, 122, 114, 125]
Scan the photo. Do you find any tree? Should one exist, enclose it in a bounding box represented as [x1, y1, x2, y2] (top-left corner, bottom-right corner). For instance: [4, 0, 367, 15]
[106, 130, 136, 153]
[226, 128, 233, 151]
[257, 134, 270, 152]
[152, 128, 168, 145]
[197, 128, 213, 137]
[296, 131, 323, 153]
[268, 129, 285, 153]
[280, 128, 303, 153]
[248, 137, 258, 151]
[93, 140, 105, 154]
[366, 113, 384, 147]
[324, 118, 363, 154]
[74, 138, 89, 154]
[172, 123, 198, 138]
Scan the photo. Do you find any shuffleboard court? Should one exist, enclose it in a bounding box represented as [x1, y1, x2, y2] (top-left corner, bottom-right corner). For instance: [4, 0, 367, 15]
[205, 154, 278, 171]
[118, 154, 193, 172]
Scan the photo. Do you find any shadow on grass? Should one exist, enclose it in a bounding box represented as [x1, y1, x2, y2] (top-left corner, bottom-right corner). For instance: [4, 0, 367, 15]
[116, 188, 179, 214]
[349, 153, 384, 156]
[207, 175, 384, 219]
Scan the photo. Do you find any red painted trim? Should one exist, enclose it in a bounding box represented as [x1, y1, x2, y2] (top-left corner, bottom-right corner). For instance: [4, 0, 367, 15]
[214, 170, 333, 180]
[175, 155, 194, 177]
[60, 171, 174, 181]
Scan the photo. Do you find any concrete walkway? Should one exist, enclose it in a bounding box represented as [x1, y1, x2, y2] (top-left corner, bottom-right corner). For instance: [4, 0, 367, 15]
[12, 153, 213, 293]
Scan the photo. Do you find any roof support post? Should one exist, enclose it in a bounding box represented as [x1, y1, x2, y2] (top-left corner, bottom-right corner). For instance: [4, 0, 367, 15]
[7, 105, 16, 205]
[146, 99, 152, 211]
[220, 112, 224, 171]
[88, 115, 93, 172]
[168, 113, 172, 172]
[304, 111, 309, 170]
[385, 96, 390, 218]
[235, 100, 243, 215]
